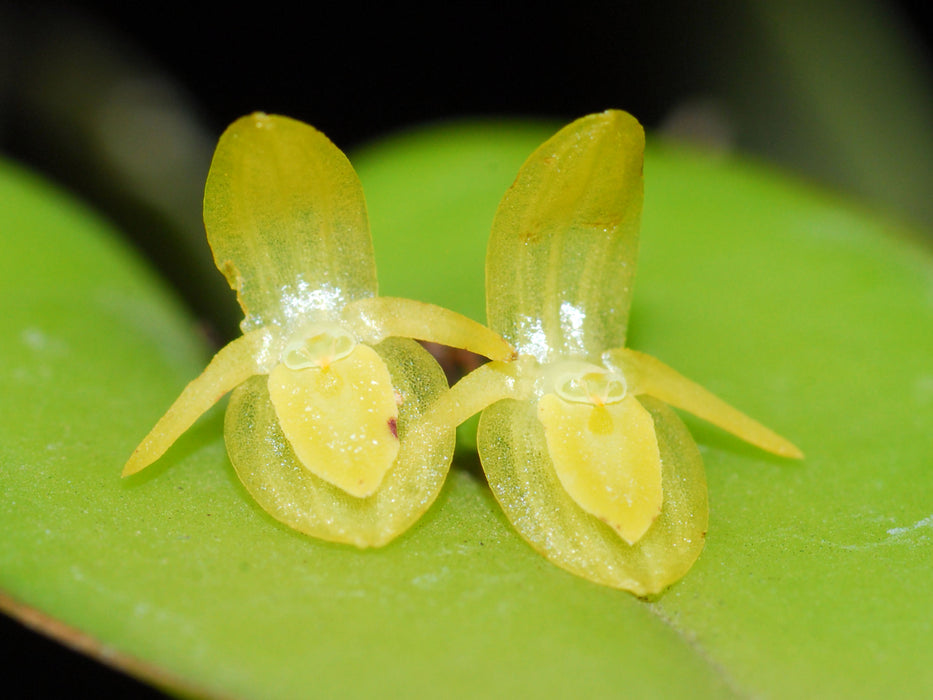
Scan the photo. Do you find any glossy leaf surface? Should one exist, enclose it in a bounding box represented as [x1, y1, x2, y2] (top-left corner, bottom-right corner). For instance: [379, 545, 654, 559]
[2, 118, 933, 697]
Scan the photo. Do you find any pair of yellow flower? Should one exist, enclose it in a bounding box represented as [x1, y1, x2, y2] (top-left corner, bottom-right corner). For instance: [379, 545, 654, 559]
[124, 111, 801, 595]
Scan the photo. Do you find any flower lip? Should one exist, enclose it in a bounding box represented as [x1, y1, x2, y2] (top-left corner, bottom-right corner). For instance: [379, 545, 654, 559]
[124, 112, 519, 547]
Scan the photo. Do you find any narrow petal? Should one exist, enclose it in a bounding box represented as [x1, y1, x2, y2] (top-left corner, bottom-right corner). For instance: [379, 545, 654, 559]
[611, 348, 804, 459]
[225, 338, 455, 548]
[122, 329, 273, 476]
[416, 359, 528, 435]
[478, 396, 707, 596]
[342, 296, 515, 361]
[537, 393, 662, 545]
[267, 343, 400, 498]
[204, 113, 377, 330]
[486, 110, 644, 362]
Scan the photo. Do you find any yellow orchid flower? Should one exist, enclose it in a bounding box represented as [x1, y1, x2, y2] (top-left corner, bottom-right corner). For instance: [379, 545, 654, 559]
[124, 113, 512, 547]
[418, 110, 802, 595]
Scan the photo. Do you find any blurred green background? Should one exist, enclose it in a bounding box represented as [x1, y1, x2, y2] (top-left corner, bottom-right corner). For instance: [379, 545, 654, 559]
[2, 0, 931, 338]
[1, 0, 931, 695]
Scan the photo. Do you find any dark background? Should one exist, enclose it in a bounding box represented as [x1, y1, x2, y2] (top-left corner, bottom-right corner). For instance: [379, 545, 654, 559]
[3, 1, 931, 154]
[1, 1, 931, 695]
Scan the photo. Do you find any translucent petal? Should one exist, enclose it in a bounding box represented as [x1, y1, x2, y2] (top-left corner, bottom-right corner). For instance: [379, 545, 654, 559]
[537, 393, 662, 545]
[478, 395, 707, 596]
[122, 329, 274, 476]
[610, 348, 804, 458]
[203, 113, 377, 330]
[485, 110, 645, 362]
[225, 338, 455, 548]
[267, 343, 399, 498]
[342, 296, 514, 361]
[416, 359, 528, 435]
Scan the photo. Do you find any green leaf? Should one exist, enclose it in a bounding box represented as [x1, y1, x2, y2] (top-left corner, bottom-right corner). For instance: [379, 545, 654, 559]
[2, 118, 932, 697]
